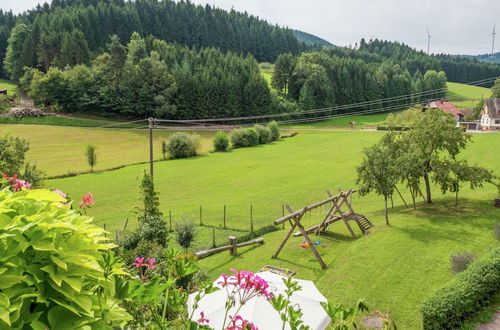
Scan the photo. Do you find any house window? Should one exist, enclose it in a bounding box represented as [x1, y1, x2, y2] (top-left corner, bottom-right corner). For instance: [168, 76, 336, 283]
[495, 120, 500, 124]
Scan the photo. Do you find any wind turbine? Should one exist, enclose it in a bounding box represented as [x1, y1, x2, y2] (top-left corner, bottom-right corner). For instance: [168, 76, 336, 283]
[426, 27, 431, 55]
[492, 23, 497, 55]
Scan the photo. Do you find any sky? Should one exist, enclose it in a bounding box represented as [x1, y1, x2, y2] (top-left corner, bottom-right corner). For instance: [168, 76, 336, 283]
[2, 0, 499, 55]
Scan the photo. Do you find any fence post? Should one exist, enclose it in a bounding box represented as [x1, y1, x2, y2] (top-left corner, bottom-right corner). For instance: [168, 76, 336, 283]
[169, 211, 172, 232]
[282, 205, 285, 229]
[123, 217, 129, 231]
[103, 223, 107, 237]
[229, 236, 237, 256]
[199, 206, 203, 226]
[250, 205, 254, 233]
[223, 205, 226, 229]
[212, 227, 216, 248]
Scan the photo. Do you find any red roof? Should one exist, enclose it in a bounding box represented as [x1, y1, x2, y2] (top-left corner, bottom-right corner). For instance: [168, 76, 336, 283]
[430, 101, 465, 116]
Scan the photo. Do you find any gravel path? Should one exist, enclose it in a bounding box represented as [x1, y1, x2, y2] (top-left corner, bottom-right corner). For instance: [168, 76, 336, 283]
[476, 311, 500, 330]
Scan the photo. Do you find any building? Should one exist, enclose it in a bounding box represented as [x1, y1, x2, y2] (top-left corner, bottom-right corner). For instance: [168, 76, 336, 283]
[480, 98, 500, 131]
[428, 100, 472, 121]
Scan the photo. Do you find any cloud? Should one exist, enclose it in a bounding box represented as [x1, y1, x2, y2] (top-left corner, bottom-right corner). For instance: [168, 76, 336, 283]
[3, 0, 499, 54]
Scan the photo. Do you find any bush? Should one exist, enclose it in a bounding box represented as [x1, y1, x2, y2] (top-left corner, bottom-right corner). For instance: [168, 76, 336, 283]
[267, 120, 280, 141]
[213, 130, 229, 151]
[166, 132, 200, 159]
[237, 225, 279, 244]
[230, 128, 249, 148]
[175, 220, 197, 251]
[0, 189, 130, 328]
[246, 127, 259, 146]
[450, 252, 476, 273]
[254, 124, 272, 144]
[421, 247, 500, 329]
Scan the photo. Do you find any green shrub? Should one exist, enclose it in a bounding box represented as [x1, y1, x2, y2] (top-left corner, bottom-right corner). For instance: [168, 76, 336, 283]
[246, 127, 259, 146]
[254, 124, 272, 144]
[450, 252, 476, 273]
[421, 247, 500, 329]
[0, 189, 130, 328]
[230, 128, 249, 148]
[175, 220, 197, 251]
[213, 130, 230, 151]
[237, 225, 278, 243]
[267, 120, 281, 141]
[166, 132, 200, 159]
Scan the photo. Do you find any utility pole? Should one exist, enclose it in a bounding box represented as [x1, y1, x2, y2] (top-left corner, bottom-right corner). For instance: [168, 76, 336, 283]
[426, 27, 431, 55]
[148, 117, 155, 178]
[492, 23, 497, 55]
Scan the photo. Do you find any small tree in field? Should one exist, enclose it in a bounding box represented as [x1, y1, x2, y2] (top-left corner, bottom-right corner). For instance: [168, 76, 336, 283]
[161, 140, 168, 159]
[213, 130, 229, 152]
[357, 142, 400, 225]
[86, 144, 97, 172]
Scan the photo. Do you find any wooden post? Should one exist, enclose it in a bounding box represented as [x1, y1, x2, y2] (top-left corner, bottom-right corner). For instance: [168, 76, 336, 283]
[212, 227, 216, 248]
[250, 205, 254, 233]
[148, 117, 154, 178]
[394, 185, 409, 208]
[169, 211, 172, 232]
[103, 223, 107, 237]
[228, 236, 237, 256]
[282, 205, 285, 229]
[123, 217, 129, 231]
[199, 206, 203, 226]
[223, 205, 226, 229]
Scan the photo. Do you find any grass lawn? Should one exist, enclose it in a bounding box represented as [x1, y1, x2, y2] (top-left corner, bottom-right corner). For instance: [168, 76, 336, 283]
[447, 81, 491, 109]
[286, 112, 391, 129]
[0, 79, 18, 95]
[0, 115, 143, 127]
[0, 124, 215, 176]
[47, 129, 500, 328]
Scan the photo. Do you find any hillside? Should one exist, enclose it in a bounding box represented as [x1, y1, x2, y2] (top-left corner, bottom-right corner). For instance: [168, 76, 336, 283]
[292, 30, 336, 47]
[457, 52, 500, 64]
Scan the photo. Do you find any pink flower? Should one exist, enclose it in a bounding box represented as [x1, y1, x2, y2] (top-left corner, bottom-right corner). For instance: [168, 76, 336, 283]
[227, 315, 258, 330]
[53, 189, 67, 198]
[197, 311, 209, 325]
[79, 192, 96, 208]
[2, 174, 31, 192]
[132, 257, 146, 268]
[219, 269, 273, 304]
[147, 258, 157, 269]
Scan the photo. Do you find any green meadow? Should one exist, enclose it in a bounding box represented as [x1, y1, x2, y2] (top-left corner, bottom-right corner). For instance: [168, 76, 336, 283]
[0, 79, 18, 95]
[446, 81, 491, 108]
[45, 129, 500, 328]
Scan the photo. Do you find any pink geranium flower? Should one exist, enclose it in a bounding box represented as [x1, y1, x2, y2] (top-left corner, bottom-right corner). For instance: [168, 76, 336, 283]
[197, 311, 209, 325]
[53, 189, 67, 198]
[132, 257, 146, 268]
[79, 192, 96, 208]
[227, 315, 258, 330]
[147, 258, 157, 269]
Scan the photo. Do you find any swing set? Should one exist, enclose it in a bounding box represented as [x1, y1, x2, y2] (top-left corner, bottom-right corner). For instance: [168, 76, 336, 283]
[271, 189, 372, 269]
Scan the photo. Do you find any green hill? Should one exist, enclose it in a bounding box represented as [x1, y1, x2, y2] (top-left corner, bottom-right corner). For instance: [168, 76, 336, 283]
[292, 30, 336, 47]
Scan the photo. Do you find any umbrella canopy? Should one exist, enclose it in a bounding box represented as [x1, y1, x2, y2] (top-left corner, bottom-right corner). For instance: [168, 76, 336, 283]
[188, 271, 330, 330]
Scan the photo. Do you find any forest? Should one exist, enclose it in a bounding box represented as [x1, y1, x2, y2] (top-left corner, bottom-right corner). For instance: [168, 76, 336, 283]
[0, 0, 304, 78]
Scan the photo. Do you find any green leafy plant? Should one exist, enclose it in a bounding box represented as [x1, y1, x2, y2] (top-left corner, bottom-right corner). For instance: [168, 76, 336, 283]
[254, 124, 272, 144]
[267, 120, 281, 141]
[85, 144, 97, 172]
[421, 247, 500, 329]
[161, 140, 168, 159]
[175, 220, 197, 252]
[213, 130, 230, 152]
[0, 188, 130, 328]
[166, 132, 200, 159]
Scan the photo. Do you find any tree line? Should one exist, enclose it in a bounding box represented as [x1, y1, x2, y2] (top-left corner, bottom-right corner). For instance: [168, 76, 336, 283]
[21, 33, 272, 119]
[0, 0, 304, 78]
[272, 50, 448, 112]
[359, 39, 500, 86]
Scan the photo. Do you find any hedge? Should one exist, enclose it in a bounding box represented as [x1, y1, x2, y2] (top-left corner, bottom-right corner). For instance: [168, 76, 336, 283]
[376, 126, 410, 131]
[420, 247, 500, 329]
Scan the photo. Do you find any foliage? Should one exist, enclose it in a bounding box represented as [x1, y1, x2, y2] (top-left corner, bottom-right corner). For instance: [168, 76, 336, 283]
[237, 225, 279, 244]
[321, 299, 370, 330]
[245, 128, 259, 147]
[0, 189, 130, 328]
[495, 224, 500, 241]
[267, 120, 281, 141]
[385, 108, 422, 127]
[85, 144, 97, 172]
[175, 220, 197, 252]
[166, 132, 200, 159]
[229, 128, 256, 148]
[357, 140, 401, 224]
[421, 247, 500, 330]
[272, 53, 296, 94]
[254, 124, 272, 144]
[0, 135, 45, 187]
[450, 252, 476, 273]
[270, 276, 309, 329]
[491, 78, 500, 98]
[161, 140, 168, 159]
[213, 130, 230, 152]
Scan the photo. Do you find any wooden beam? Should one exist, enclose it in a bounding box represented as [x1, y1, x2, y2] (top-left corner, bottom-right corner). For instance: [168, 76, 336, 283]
[272, 205, 302, 259]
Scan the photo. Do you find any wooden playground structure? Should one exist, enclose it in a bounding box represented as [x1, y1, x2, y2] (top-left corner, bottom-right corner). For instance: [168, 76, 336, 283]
[271, 189, 372, 269]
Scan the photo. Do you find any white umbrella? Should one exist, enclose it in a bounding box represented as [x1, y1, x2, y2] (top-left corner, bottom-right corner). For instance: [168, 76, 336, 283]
[188, 271, 330, 330]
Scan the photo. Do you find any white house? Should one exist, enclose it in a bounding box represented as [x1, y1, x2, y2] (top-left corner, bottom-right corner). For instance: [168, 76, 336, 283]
[480, 99, 500, 131]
